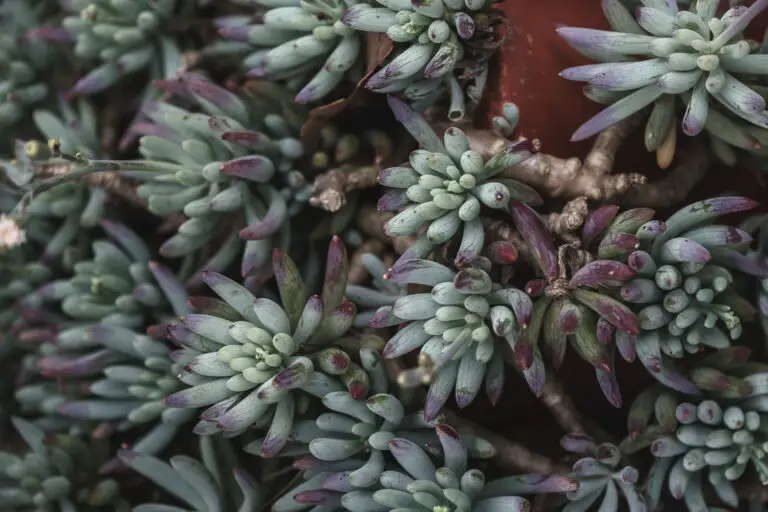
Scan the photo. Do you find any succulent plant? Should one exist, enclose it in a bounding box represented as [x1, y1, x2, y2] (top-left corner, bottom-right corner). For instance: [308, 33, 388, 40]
[574, 197, 765, 394]
[63, 0, 197, 96]
[120, 434, 262, 512]
[275, 423, 577, 512]
[559, 433, 646, 512]
[121, 73, 309, 286]
[33, 219, 183, 328]
[371, 256, 531, 420]
[0, 416, 129, 510]
[345, 253, 407, 327]
[379, 97, 540, 269]
[0, 0, 70, 130]
[165, 237, 361, 451]
[508, 199, 641, 405]
[558, 0, 768, 152]
[217, 0, 365, 104]
[341, 0, 504, 114]
[641, 364, 768, 511]
[15, 259, 196, 459]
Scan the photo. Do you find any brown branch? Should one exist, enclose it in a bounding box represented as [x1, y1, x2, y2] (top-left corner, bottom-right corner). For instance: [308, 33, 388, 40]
[36, 162, 146, 209]
[446, 115, 647, 201]
[309, 164, 379, 212]
[621, 145, 711, 208]
[545, 197, 588, 245]
[442, 409, 571, 475]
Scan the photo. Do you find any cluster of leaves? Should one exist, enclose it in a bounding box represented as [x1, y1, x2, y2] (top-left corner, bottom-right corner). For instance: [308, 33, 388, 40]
[0, 1, 766, 512]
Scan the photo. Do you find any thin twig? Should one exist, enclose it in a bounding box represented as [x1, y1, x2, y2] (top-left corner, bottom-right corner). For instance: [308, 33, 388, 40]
[35, 162, 147, 209]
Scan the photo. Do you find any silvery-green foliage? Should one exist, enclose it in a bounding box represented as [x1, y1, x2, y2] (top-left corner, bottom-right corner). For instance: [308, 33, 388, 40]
[580, 197, 765, 395]
[165, 237, 360, 454]
[0, 0, 69, 129]
[274, 424, 576, 512]
[341, 0, 503, 113]
[559, 434, 647, 512]
[34, 219, 184, 328]
[15, 259, 196, 457]
[216, 0, 364, 104]
[63, 0, 194, 95]
[128, 73, 308, 285]
[642, 368, 768, 512]
[120, 435, 261, 512]
[346, 254, 407, 328]
[0, 417, 129, 511]
[559, 0, 768, 154]
[379, 97, 540, 270]
[374, 256, 531, 421]
[246, 348, 495, 490]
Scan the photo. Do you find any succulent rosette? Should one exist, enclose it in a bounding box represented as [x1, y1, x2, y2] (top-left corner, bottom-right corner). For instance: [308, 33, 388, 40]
[636, 363, 768, 511]
[559, 434, 646, 512]
[341, 0, 504, 114]
[97, 73, 310, 287]
[558, 0, 768, 157]
[508, 200, 641, 406]
[63, 0, 197, 96]
[120, 435, 262, 512]
[380, 96, 540, 269]
[0, 417, 129, 510]
[0, 0, 71, 129]
[165, 237, 363, 454]
[217, 0, 365, 104]
[274, 423, 577, 512]
[372, 256, 531, 420]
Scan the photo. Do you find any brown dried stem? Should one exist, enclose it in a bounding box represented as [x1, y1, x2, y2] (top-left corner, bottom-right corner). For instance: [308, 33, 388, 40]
[545, 197, 588, 244]
[621, 144, 711, 208]
[35, 162, 146, 209]
[309, 164, 379, 212]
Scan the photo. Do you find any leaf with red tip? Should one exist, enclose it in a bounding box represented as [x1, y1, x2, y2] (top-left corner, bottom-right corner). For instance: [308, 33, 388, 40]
[569, 260, 635, 288]
[572, 288, 639, 334]
[322, 236, 349, 316]
[220, 155, 275, 183]
[180, 72, 247, 122]
[659, 238, 711, 263]
[582, 205, 619, 247]
[484, 351, 504, 405]
[605, 208, 655, 236]
[387, 95, 446, 154]
[558, 301, 581, 334]
[377, 190, 409, 212]
[508, 201, 557, 280]
[597, 233, 640, 259]
[569, 309, 612, 372]
[486, 241, 519, 264]
[239, 189, 288, 241]
[596, 354, 622, 408]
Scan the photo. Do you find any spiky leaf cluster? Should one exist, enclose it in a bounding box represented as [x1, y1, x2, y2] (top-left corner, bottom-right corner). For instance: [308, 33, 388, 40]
[508, 199, 641, 405]
[275, 424, 575, 512]
[641, 366, 768, 511]
[165, 237, 360, 451]
[63, 0, 198, 96]
[341, 0, 503, 112]
[125, 74, 308, 282]
[0, 417, 128, 511]
[217, 0, 364, 105]
[380, 97, 540, 268]
[576, 197, 764, 394]
[373, 256, 530, 420]
[120, 435, 261, 512]
[559, 434, 646, 512]
[558, 0, 768, 149]
[0, 0, 69, 130]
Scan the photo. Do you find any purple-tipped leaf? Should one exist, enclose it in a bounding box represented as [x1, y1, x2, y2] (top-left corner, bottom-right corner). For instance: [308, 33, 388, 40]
[508, 200, 557, 281]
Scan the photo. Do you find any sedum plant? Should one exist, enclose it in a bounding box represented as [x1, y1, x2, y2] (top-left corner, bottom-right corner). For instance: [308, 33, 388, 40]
[641, 365, 768, 511]
[379, 96, 540, 269]
[558, 0, 768, 151]
[341, 0, 504, 114]
[63, 0, 200, 96]
[559, 434, 646, 512]
[217, 0, 364, 104]
[165, 237, 361, 452]
[579, 197, 764, 394]
[0, 417, 129, 510]
[372, 256, 531, 420]
[120, 435, 261, 512]
[275, 423, 577, 512]
[345, 253, 407, 328]
[508, 199, 641, 405]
